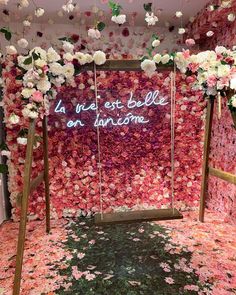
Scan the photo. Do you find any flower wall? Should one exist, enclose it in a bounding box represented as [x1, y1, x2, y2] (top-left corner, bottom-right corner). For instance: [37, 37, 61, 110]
[187, 0, 236, 224]
[3, 61, 205, 220]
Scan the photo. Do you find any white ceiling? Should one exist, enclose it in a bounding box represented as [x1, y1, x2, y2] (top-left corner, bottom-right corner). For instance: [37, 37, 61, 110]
[2, 0, 210, 26]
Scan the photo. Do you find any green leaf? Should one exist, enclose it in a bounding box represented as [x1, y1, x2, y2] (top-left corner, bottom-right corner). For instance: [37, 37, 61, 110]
[32, 51, 40, 60]
[143, 3, 152, 12]
[108, 1, 122, 16]
[18, 128, 28, 137]
[141, 56, 148, 62]
[0, 27, 12, 41]
[0, 164, 8, 173]
[23, 56, 33, 65]
[5, 31, 12, 41]
[16, 74, 24, 80]
[97, 22, 106, 32]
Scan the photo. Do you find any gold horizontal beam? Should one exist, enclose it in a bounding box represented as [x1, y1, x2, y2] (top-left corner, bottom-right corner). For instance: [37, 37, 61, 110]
[16, 171, 44, 207]
[209, 167, 236, 185]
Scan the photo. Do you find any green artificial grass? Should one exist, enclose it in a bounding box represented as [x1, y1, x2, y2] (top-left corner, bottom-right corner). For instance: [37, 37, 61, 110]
[55, 219, 212, 295]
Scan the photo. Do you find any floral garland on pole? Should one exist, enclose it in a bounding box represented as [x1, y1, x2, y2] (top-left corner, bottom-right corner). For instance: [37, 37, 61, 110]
[141, 46, 236, 113]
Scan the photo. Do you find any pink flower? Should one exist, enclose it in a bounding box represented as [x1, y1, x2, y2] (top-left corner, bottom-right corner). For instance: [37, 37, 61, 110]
[207, 75, 217, 88]
[77, 252, 85, 259]
[72, 266, 83, 280]
[165, 277, 175, 284]
[185, 39, 195, 47]
[85, 273, 96, 281]
[31, 90, 44, 103]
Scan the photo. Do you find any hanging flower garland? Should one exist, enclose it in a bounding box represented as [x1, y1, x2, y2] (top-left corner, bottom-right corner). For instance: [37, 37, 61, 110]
[108, 1, 126, 25]
[143, 3, 158, 26]
[141, 46, 236, 113]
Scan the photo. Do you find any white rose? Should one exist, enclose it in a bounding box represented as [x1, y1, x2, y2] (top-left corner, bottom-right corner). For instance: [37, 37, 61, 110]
[17, 137, 27, 145]
[37, 79, 51, 93]
[178, 28, 186, 35]
[145, 12, 158, 26]
[28, 111, 39, 119]
[9, 113, 20, 124]
[47, 47, 60, 62]
[217, 64, 230, 77]
[62, 41, 74, 53]
[93, 51, 106, 65]
[141, 59, 156, 77]
[206, 31, 214, 37]
[85, 54, 93, 63]
[49, 62, 63, 75]
[35, 7, 44, 17]
[17, 38, 28, 48]
[111, 14, 126, 24]
[88, 28, 101, 39]
[215, 46, 228, 54]
[228, 13, 236, 22]
[63, 63, 75, 79]
[74, 52, 87, 65]
[51, 75, 65, 87]
[6, 45, 17, 55]
[19, 0, 29, 7]
[153, 53, 162, 64]
[21, 88, 36, 98]
[23, 20, 31, 26]
[34, 58, 47, 68]
[161, 54, 170, 64]
[230, 74, 236, 90]
[1, 150, 11, 157]
[63, 52, 74, 61]
[30, 47, 47, 60]
[152, 39, 160, 47]
[175, 11, 183, 18]
[231, 95, 236, 108]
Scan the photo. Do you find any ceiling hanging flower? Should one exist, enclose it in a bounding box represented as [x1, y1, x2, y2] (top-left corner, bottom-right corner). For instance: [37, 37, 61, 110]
[143, 3, 158, 26]
[109, 1, 126, 24]
[35, 7, 45, 17]
[62, 0, 75, 13]
[220, 0, 232, 8]
[88, 22, 105, 39]
[175, 11, 183, 18]
[23, 19, 31, 26]
[185, 38, 195, 47]
[17, 38, 29, 48]
[18, 0, 29, 8]
[178, 28, 186, 35]
[0, 0, 9, 5]
[206, 30, 214, 37]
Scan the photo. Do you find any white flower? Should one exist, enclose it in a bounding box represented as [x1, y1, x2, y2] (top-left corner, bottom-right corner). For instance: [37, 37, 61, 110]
[35, 58, 47, 68]
[206, 31, 214, 37]
[63, 63, 75, 79]
[145, 12, 158, 26]
[58, 10, 64, 17]
[1, 150, 11, 157]
[21, 88, 36, 98]
[161, 54, 170, 64]
[111, 14, 126, 25]
[153, 53, 162, 63]
[6, 45, 17, 55]
[51, 75, 65, 87]
[74, 52, 87, 65]
[231, 95, 236, 107]
[175, 11, 183, 18]
[208, 5, 215, 11]
[30, 47, 47, 60]
[217, 64, 230, 77]
[19, 0, 29, 7]
[141, 59, 156, 77]
[17, 38, 28, 48]
[23, 20, 31, 26]
[230, 74, 236, 90]
[63, 52, 74, 61]
[215, 46, 228, 54]
[93, 51, 106, 65]
[47, 47, 60, 62]
[228, 13, 235, 22]
[152, 39, 160, 47]
[62, 0, 74, 13]
[35, 7, 44, 17]
[178, 28, 186, 35]
[17, 137, 27, 145]
[22, 105, 38, 119]
[62, 41, 74, 53]
[9, 113, 20, 124]
[85, 54, 93, 63]
[88, 28, 101, 39]
[221, 0, 232, 8]
[37, 79, 51, 93]
[49, 62, 63, 75]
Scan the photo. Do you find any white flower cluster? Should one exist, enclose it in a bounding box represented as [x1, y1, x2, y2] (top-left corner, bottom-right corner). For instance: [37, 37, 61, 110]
[111, 14, 126, 24]
[145, 12, 158, 26]
[229, 94, 236, 108]
[16, 46, 106, 121]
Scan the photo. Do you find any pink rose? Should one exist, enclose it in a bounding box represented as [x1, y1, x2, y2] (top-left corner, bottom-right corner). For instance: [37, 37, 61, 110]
[207, 75, 217, 88]
[31, 90, 43, 103]
[185, 39, 195, 47]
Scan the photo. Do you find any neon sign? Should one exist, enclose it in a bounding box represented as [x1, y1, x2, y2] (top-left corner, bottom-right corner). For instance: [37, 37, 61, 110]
[54, 90, 168, 128]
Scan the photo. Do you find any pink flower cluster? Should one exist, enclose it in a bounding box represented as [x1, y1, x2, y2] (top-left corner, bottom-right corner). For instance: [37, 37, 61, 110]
[3, 61, 206, 220]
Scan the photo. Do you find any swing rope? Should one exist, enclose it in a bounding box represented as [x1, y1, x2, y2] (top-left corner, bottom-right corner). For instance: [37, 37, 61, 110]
[170, 65, 176, 213]
[94, 63, 104, 220]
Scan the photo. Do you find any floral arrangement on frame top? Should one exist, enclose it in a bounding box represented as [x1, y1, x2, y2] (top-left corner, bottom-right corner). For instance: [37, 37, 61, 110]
[0, 1, 236, 174]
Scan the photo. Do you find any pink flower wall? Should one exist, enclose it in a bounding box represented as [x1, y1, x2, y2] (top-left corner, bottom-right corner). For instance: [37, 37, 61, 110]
[3, 61, 205, 220]
[187, 0, 236, 223]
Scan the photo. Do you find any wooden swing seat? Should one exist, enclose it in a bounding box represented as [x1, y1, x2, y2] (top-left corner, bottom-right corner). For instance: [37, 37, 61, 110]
[94, 208, 183, 225]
